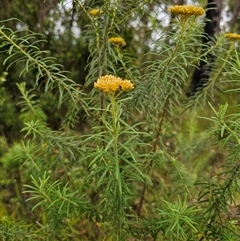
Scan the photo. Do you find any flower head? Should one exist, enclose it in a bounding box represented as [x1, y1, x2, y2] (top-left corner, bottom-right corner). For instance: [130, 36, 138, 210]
[119, 79, 134, 91]
[225, 33, 240, 40]
[94, 75, 134, 94]
[168, 5, 205, 17]
[109, 37, 126, 47]
[89, 9, 103, 17]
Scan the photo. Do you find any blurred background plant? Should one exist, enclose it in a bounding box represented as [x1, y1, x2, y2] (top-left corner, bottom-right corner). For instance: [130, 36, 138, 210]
[1, 0, 240, 240]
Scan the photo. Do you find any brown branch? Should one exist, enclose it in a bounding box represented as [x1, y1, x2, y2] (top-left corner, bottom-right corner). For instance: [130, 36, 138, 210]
[153, 94, 170, 153]
[229, 0, 240, 29]
[137, 94, 170, 217]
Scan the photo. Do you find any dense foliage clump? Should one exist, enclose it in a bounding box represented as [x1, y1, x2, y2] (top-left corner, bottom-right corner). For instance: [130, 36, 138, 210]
[1, 0, 240, 240]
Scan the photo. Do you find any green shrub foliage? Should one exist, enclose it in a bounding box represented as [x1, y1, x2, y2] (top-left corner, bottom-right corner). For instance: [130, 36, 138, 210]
[1, 1, 240, 240]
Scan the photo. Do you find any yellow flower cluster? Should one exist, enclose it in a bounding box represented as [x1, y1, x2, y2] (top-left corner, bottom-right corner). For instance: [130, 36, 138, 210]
[94, 75, 134, 93]
[109, 37, 126, 47]
[89, 9, 103, 16]
[168, 5, 205, 17]
[225, 33, 240, 40]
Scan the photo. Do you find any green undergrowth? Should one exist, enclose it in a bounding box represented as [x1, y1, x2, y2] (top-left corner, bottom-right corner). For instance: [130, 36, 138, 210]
[1, 1, 240, 240]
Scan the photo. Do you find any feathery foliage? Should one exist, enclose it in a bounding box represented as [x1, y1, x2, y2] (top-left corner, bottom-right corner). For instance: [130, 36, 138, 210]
[1, 1, 240, 240]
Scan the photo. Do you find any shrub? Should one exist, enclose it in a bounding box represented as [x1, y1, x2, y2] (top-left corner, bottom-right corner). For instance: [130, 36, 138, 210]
[1, 1, 240, 240]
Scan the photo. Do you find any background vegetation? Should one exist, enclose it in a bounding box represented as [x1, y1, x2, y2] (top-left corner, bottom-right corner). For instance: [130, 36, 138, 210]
[1, 0, 240, 240]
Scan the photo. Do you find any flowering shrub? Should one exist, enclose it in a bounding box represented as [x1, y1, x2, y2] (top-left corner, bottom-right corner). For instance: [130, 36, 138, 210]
[1, 2, 240, 241]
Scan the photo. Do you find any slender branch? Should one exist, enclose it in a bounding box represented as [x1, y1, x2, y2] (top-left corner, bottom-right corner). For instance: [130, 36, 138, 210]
[137, 20, 188, 216]
[153, 94, 170, 153]
[199, 163, 240, 241]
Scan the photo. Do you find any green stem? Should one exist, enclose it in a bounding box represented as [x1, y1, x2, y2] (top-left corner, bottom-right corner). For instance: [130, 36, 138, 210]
[137, 19, 188, 217]
[109, 94, 122, 240]
[116, 48, 133, 80]
[110, 96, 121, 192]
[158, 18, 187, 78]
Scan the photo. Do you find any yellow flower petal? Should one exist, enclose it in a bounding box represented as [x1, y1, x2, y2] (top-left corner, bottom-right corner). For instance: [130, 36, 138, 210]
[89, 9, 103, 16]
[94, 75, 134, 94]
[225, 33, 240, 40]
[168, 5, 205, 17]
[119, 79, 134, 91]
[109, 37, 126, 47]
